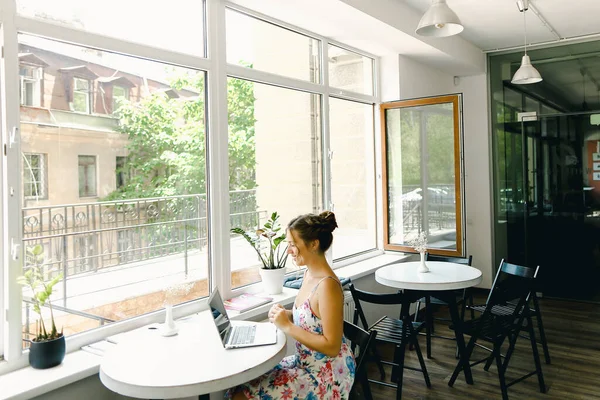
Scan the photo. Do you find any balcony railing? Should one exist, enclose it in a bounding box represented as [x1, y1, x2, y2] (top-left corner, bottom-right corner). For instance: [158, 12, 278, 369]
[22, 190, 262, 307]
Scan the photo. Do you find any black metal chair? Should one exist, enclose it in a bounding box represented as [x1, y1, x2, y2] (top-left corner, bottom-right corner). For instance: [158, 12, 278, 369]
[413, 253, 474, 358]
[349, 283, 431, 400]
[448, 259, 546, 400]
[344, 320, 377, 400]
[469, 283, 551, 364]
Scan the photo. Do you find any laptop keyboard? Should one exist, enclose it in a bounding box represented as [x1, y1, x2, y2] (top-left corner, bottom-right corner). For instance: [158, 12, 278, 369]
[230, 325, 256, 345]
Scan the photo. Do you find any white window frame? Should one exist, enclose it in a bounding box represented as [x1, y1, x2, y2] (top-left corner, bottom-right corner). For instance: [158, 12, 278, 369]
[0, 0, 379, 375]
[19, 64, 41, 107]
[22, 153, 47, 200]
[72, 77, 91, 114]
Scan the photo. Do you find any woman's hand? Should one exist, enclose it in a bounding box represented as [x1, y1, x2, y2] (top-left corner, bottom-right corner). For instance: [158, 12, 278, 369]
[268, 304, 292, 332]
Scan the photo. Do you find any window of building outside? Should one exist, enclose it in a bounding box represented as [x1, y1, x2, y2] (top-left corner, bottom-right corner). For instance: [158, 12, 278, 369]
[19, 65, 41, 106]
[2, 2, 376, 370]
[78, 155, 97, 197]
[73, 77, 91, 113]
[113, 85, 129, 114]
[23, 153, 47, 199]
[381, 95, 464, 257]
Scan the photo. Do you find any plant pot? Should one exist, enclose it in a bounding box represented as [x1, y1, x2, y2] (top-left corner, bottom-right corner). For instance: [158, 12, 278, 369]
[259, 268, 286, 295]
[29, 335, 66, 369]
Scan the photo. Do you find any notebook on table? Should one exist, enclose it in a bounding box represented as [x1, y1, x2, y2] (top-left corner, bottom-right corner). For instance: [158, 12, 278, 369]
[208, 288, 277, 349]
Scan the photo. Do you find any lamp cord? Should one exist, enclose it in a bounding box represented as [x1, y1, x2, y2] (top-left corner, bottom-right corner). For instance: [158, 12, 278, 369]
[523, 8, 527, 55]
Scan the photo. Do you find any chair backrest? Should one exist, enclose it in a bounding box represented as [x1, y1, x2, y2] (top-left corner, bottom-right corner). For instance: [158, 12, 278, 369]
[348, 283, 418, 330]
[344, 320, 377, 400]
[484, 259, 539, 320]
[343, 320, 377, 375]
[426, 253, 473, 266]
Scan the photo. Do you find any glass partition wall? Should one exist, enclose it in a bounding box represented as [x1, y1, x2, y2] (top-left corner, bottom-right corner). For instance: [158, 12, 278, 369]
[490, 42, 600, 302]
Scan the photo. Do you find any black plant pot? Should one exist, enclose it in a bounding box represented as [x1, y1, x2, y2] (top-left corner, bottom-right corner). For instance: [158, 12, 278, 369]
[29, 335, 66, 369]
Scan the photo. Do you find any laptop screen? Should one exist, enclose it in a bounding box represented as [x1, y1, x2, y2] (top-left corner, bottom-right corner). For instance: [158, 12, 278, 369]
[208, 289, 231, 344]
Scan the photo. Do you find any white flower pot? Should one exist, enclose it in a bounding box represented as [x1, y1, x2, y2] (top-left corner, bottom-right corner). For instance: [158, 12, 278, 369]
[259, 268, 286, 295]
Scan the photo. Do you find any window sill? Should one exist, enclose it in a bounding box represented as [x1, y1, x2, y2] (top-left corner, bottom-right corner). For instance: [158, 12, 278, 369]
[0, 252, 408, 399]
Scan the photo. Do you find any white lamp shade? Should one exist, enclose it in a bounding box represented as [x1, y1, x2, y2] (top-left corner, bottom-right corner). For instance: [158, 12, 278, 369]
[416, 0, 464, 37]
[511, 55, 543, 84]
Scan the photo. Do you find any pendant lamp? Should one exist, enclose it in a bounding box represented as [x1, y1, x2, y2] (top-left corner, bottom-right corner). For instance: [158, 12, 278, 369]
[511, 0, 542, 85]
[416, 0, 464, 37]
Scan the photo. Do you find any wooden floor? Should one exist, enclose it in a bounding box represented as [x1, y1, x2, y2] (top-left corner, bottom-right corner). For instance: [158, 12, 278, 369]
[366, 296, 600, 399]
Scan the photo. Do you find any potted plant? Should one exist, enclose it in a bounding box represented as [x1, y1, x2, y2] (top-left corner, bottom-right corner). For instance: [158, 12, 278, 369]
[231, 211, 289, 294]
[17, 244, 65, 369]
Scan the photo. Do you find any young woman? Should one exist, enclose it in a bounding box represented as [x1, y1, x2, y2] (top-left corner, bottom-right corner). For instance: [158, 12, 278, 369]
[228, 211, 355, 400]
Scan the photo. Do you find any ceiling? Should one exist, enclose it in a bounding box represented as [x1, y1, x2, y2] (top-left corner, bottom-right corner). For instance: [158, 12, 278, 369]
[231, 0, 600, 111]
[403, 0, 600, 52]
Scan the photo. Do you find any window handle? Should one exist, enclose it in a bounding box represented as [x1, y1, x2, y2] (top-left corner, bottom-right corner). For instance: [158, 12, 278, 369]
[11, 238, 20, 261]
[9, 126, 18, 148]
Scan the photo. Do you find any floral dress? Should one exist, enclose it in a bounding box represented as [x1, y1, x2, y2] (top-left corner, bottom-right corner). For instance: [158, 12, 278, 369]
[227, 277, 356, 399]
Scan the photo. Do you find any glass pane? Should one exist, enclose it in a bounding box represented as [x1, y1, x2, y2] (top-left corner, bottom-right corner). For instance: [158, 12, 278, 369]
[329, 98, 376, 259]
[19, 34, 208, 344]
[385, 101, 458, 251]
[17, 0, 206, 57]
[328, 45, 373, 95]
[72, 92, 88, 113]
[228, 78, 321, 289]
[226, 9, 321, 83]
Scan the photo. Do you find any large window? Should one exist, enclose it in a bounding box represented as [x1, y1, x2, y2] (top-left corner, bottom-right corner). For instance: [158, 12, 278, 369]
[381, 95, 464, 256]
[329, 98, 376, 259]
[228, 79, 321, 289]
[226, 9, 320, 83]
[17, 35, 208, 349]
[1, 2, 377, 372]
[17, 0, 206, 57]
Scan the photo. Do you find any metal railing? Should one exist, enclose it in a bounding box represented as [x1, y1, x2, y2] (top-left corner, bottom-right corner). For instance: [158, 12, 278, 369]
[389, 184, 457, 238]
[22, 190, 263, 306]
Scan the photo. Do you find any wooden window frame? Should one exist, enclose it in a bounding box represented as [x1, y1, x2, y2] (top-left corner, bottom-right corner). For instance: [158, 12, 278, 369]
[380, 94, 464, 257]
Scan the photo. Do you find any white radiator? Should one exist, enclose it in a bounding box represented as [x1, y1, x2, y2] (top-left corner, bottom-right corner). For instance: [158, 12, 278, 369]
[343, 290, 355, 322]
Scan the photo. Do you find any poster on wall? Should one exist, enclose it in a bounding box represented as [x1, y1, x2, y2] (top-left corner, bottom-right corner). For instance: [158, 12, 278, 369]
[594, 162, 600, 171]
[593, 153, 600, 161]
[594, 172, 600, 181]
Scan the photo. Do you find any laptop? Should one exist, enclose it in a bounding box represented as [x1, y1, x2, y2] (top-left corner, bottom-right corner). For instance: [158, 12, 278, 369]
[208, 289, 277, 349]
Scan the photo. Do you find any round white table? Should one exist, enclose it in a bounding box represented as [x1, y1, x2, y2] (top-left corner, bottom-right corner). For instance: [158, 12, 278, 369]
[375, 261, 482, 291]
[375, 260, 482, 385]
[100, 310, 287, 399]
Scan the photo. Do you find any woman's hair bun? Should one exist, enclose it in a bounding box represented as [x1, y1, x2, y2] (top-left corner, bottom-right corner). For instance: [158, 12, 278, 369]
[318, 211, 338, 232]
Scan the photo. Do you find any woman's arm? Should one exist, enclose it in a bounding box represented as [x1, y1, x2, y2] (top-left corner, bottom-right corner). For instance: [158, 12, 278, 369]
[271, 279, 343, 357]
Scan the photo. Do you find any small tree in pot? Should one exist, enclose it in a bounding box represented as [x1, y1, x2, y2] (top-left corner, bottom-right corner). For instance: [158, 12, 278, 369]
[17, 244, 65, 369]
[231, 212, 289, 294]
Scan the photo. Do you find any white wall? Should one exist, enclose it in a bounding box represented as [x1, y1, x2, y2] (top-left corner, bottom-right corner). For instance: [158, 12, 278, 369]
[392, 55, 494, 288]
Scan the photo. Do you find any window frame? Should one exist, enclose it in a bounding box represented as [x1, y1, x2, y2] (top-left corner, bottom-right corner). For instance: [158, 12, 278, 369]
[0, 0, 379, 375]
[78, 155, 98, 198]
[19, 64, 42, 107]
[380, 94, 464, 257]
[22, 152, 47, 199]
[72, 76, 91, 114]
